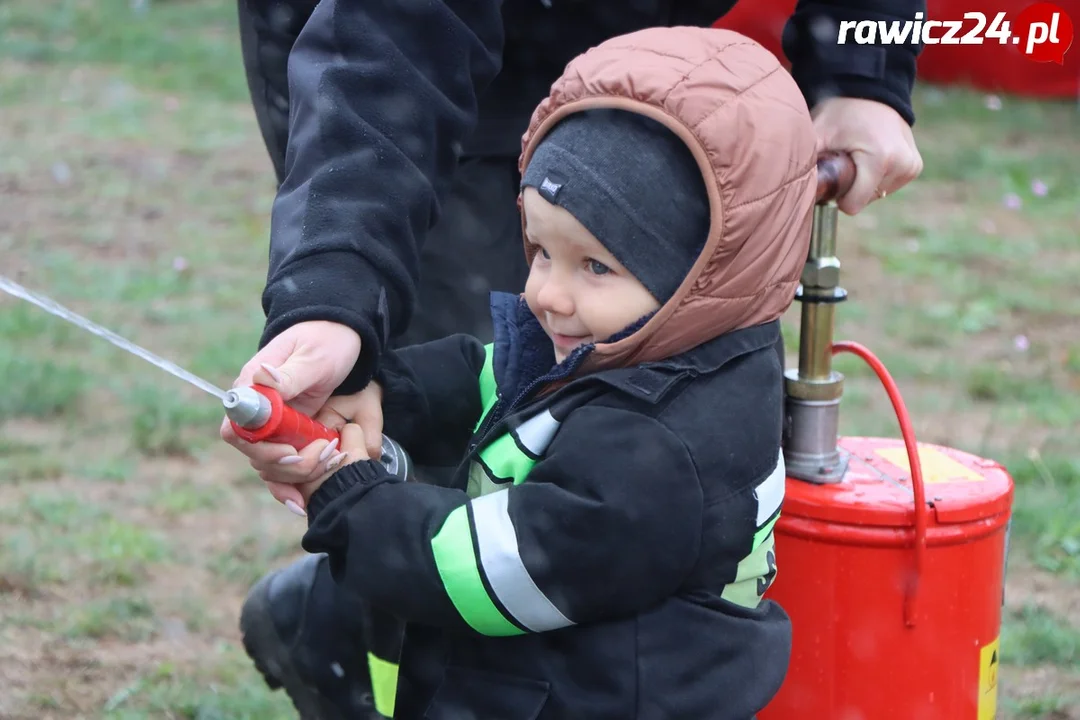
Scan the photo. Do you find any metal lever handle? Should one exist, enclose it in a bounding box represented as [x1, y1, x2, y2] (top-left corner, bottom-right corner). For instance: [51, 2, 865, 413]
[815, 151, 857, 205]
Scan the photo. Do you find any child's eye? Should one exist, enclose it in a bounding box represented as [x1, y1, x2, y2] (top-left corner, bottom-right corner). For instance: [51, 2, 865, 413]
[541, 248, 551, 260]
[588, 259, 610, 275]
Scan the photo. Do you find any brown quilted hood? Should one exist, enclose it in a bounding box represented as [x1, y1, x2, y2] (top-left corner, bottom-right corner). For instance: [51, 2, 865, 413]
[517, 27, 818, 374]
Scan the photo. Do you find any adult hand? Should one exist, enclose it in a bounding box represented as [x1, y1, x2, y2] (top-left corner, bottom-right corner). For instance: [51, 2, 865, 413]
[228, 320, 362, 416]
[811, 97, 923, 216]
[219, 320, 372, 514]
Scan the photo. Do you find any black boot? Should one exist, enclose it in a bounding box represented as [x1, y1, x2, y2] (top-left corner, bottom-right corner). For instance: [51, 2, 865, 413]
[240, 553, 385, 720]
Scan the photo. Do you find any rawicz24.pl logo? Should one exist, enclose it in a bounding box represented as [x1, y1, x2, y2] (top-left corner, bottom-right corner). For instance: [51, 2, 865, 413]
[837, 1, 1074, 64]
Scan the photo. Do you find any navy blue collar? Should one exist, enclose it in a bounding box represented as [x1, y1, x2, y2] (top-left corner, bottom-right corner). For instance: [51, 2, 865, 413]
[488, 292, 656, 409]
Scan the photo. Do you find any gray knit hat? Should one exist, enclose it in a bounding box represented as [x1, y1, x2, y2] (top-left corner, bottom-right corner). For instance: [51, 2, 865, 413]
[521, 108, 710, 303]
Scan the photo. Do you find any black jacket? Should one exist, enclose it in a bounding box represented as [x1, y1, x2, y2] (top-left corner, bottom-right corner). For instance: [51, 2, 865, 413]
[302, 292, 791, 719]
[259, 0, 925, 393]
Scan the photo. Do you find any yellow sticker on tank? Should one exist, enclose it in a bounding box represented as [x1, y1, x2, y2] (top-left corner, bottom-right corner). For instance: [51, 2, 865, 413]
[978, 636, 999, 720]
[875, 446, 985, 484]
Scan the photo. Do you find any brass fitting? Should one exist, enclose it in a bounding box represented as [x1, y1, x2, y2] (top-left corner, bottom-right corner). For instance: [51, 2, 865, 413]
[783, 201, 850, 483]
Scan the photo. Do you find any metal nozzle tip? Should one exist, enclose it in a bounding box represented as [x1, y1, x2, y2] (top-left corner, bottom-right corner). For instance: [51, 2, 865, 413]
[222, 386, 270, 429]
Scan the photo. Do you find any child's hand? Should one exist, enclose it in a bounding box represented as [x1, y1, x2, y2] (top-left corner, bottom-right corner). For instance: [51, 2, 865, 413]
[296, 422, 371, 505]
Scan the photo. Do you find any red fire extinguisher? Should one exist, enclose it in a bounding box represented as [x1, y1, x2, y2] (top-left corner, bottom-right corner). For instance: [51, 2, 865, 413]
[760, 154, 1015, 720]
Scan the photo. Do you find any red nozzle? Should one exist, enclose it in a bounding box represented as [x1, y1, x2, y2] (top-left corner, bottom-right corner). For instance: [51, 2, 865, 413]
[226, 384, 340, 449]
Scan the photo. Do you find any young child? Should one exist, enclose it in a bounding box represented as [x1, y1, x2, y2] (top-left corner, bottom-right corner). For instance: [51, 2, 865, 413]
[282, 26, 818, 720]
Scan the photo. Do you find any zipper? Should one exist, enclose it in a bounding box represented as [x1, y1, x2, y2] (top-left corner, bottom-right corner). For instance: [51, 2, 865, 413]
[469, 397, 503, 453]
[467, 344, 590, 454]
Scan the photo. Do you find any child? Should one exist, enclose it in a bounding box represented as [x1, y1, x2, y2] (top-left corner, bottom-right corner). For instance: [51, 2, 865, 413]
[273, 26, 818, 720]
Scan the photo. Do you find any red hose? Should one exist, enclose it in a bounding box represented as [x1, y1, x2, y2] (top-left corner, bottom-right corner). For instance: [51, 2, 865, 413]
[832, 341, 926, 628]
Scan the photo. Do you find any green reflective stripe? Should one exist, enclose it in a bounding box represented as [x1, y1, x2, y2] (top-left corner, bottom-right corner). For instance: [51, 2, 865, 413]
[475, 343, 498, 432]
[430, 505, 524, 636]
[721, 532, 778, 609]
[479, 431, 536, 486]
[367, 652, 398, 717]
[753, 513, 779, 551]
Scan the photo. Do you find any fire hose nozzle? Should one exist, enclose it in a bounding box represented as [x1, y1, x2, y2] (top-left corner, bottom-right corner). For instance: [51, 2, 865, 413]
[223, 385, 415, 483]
[223, 386, 272, 429]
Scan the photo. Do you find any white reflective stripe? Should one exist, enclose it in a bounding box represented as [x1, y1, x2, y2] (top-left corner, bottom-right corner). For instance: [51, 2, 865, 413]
[754, 451, 786, 526]
[472, 489, 574, 633]
[513, 409, 560, 456]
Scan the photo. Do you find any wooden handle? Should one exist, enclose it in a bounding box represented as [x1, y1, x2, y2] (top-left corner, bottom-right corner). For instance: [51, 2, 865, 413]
[815, 151, 856, 205]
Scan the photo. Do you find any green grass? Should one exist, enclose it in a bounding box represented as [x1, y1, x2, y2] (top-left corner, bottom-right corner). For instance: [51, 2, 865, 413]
[1007, 454, 1080, 578]
[99, 647, 296, 719]
[208, 532, 300, 589]
[63, 595, 158, 642]
[1002, 604, 1080, 667]
[0, 0, 248, 102]
[0, 0, 1078, 717]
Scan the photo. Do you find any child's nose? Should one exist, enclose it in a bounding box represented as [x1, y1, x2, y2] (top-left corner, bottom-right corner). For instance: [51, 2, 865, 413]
[535, 273, 574, 316]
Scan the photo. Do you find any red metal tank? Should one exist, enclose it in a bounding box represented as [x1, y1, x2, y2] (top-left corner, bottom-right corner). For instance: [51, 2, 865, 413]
[760, 436, 1014, 720]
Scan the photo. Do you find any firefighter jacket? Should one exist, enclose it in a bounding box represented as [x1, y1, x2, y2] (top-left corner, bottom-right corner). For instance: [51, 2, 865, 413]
[302, 293, 791, 720]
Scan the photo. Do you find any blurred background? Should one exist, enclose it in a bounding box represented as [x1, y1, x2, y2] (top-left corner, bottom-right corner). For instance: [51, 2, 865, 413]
[0, 1, 1077, 718]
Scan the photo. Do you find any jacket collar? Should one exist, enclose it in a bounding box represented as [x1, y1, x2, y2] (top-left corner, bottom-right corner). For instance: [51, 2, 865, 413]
[645, 318, 780, 374]
[488, 292, 779, 415]
[489, 292, 650, 405]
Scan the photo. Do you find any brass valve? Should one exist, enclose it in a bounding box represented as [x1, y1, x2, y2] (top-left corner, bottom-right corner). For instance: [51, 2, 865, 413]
[782, 153, 856, 484]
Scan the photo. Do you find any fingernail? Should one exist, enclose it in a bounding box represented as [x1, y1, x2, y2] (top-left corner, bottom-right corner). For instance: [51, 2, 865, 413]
[326, 452, 348, 471]
[318, 438, 339, 462]
[260, 363, 284, 385]
[278, 455, 304, 465]
[284, 500, 307, 517]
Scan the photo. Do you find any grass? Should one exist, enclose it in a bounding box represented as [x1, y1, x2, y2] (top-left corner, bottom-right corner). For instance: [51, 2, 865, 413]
[0, 0, 1078, 717]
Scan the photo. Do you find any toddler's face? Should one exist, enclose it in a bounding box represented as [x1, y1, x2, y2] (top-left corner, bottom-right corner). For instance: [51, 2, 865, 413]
[522, 188, 660, 363]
